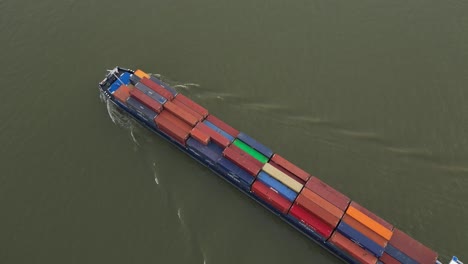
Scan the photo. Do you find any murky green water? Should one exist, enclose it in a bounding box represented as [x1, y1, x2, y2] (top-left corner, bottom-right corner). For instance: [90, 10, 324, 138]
[1, 0, 467, 263]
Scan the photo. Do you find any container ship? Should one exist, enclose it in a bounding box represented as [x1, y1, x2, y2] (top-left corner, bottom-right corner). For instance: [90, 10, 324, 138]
[98, 67, 463, 264]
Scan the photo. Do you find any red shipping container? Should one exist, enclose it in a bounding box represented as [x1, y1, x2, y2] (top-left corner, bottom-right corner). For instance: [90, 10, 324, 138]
[295, 194, 340, 228]
[190, 127, 210, 145]
[289, 204, 334, 239]
[154, 115, 190, 145]
[378, 253, 400, 264]
[228, 144, 264, 168]
[113, 85, 132, 104]
[305, 177, 350, 211]
[172, 97, 204, 121]
[174, 94, 208, 117]
[223, 146, 262, 176]
[157, 111, 192, 132]
[269, 161, 305, 185]
[349, 201, 393, 231]
[140, 77, 174, 100]
[388, 229, 438, 264]
[251, 180, 292, 214]
[196, 122, 231, 148]
[163, 101, 199, 127]
[129, 88, 163, 113]
[329, 232, 378, 264]
[271, 154, 311, 182]
[206, 115, 239, 138]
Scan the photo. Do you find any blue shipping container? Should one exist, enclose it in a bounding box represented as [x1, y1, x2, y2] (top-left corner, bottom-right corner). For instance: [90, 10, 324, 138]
[217, 157, 255, 186]
[257, 171, 298, 202]
[186, 138, 224, 165]
[126, 97, 157, 127]
[237, 132, 273, 158]
[384, 244, 418, 264]
[203, 121, 235, 142]
[150, 76, 178, 96]
[337, 221, 384, 257]
[135, 83, 168, 104]
[109, 72, 132, 94]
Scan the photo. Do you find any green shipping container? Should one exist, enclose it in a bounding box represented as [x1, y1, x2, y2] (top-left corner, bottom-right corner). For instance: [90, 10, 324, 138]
[233, 139, 269, 163]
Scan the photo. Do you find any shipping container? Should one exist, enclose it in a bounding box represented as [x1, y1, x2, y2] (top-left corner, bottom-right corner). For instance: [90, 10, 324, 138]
[378, 252, 400, 264]
[328, 232, 378, 264]
[155, 115, 190, 145]
[174, 94, 209, 117]
[172, 98, 204, 122]
[262, 163, 303, 193]
[337, 221, 385, 257]
[135, 83, 168, 104]
[163, 101, 199, 127]
[237, 132, 274, 158]
[271, 154, 311, 182]
[384, 244, 417, 264]
[233, 139, 269, 163]
[350, 202, 393, 231]
[295, 194, 340, 228]
[190, 127, 210, 145]
[203, 120, 235, 142]
[129, 73, 139, 84]
[342, 215, 388, 248]
[223, 146, 262, 176]
[387, 228, 438, 264]
[205, 115, 239, 137]
[269, 161, 306, 185]
[257, 171, 298, 202]
[109, 72, 132, 94]
[217, 157, 255, 186]
[346, 206, 393, 241]
[301, 188, 344, 219]
[134, 69, 150, 79]
[150, 76, 178, 96]
[157, 111, 192, 133]
[186, 138, 224, 164]
[251, 180, 293, 214]
[126, 97, 158, 124]
[140, 77, 174, 100]
[196, 122, 231, 148]
[305, 177, 350, 211]
[113, 85, 132, 104]
[289, 204, 333, 239]
[129, 88, 163, 113]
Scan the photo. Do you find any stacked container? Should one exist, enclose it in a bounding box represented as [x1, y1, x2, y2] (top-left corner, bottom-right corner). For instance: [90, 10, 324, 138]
[381, 228, 438, 264]
[329, 201, 394, 264]
[288, 176, 350, 241]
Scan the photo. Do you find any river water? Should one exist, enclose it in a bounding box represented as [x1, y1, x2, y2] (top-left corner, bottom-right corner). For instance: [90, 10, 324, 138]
[1, 0, 467, 263]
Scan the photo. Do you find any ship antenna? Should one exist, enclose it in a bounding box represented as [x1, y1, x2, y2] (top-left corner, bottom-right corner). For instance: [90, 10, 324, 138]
[107, 68, 125, 85]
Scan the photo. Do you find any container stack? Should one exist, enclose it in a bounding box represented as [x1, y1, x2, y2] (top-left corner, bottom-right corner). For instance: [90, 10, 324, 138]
[287, 176, 350, 241]
[219, 135, 267, 191]
[381, 228, 438, 264]
[328, 201, 394, 264]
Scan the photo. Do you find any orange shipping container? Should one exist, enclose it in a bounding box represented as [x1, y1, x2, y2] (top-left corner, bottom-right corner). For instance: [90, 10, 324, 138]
[346, 206, 393, 241]
[134, 69, 150, 79]
[295, 194, 340, 228]
[329, 232, 378, 264]
[341, 215, 388, 248]
[301, 188, 344, 219]
[349, 201, 393, 231]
